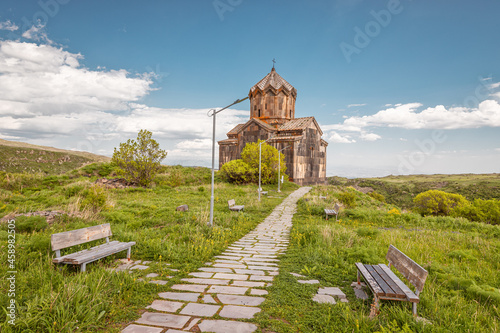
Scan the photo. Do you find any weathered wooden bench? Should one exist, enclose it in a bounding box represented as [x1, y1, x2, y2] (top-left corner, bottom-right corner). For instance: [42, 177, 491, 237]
[324, 203, 340, 220]
[228, 199, 244, 212]
[355, 245, 428, 317]
[51, 223, 135, 272]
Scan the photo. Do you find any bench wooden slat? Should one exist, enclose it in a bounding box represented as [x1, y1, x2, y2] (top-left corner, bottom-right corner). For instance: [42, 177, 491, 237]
[355, 263, 385, 297]
[386, 245, 428, 292]
[61, 242, 125, 263]
[378, 264, 420, 303]
[228, 199, 244, 212]
[53, 241, 120, 263]
[51, 223, 112, 251]
[373, 264, 407, 299]
[64, 242, 135, 264]
[365, 264, 397, 298]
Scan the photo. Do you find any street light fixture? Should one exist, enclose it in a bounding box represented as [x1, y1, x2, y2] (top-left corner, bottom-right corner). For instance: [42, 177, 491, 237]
[258, 137, 273, 202]
[277, 145, 290, 193]
[207, 97, 249, 227]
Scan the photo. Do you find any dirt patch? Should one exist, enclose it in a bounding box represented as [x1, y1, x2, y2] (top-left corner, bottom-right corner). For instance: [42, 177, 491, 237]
[95, 178, 137, 189]
[1, 210, 68, 224]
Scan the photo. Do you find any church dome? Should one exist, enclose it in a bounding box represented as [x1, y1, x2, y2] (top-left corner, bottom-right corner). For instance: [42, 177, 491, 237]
[249, 68, 297, 97]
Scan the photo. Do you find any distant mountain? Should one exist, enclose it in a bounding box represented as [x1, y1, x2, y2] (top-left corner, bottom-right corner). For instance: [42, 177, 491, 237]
[0, 139, 110, 174]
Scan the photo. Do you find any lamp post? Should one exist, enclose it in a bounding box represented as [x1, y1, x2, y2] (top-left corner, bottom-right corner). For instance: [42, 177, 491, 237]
[208, 97, 248, 227]
[277, 145, 290, 193]
[258, 137, 273, 201]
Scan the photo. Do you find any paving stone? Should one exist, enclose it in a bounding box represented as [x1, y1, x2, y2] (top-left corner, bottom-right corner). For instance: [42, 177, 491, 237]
[248, 266, 278, 271]
[290, 272, 306, 278]
[231, 281, 266, 288]
[249, 275, 274, 282]
[181, 278, 229, 285]
[198, 319, 258, 333]
[313, 294, 336, 304]
[165, 330, 185, 333]
[189, 272, 214, 278]
[351, 281, 367, 288]
[217, 294, 265, 306]
[207, 285, 248, 295]
[180, 303, 220, 317]
[142, 261, 152, 264]
[340, 298, 349, 303]
[234, 269, 265, 275]
[268, 271, 279, 276]
[121, 324, 164, 333]
[353, 288, 369, 300]
[243, 261, 278, 266]
[149, 280, 168, 285]
[203, 295, 217, 303]
[135, 312, 190, 329]
[198, 267, 233, 273]
[297, 279, 320, 284]
[318, 287, 346, 299]
[171, 284, 207, 293]
[213, 263, 247, 269]
[215, 255, 243, 260]
[146, 300, 184, 312]
[130, 265, 149, 270]
[185, 318, 201, 331]
[145, 273, 159, 278]
[213, 273, 249, 280]
[250, 289, 268, 296]
[219, 305, 261, 319]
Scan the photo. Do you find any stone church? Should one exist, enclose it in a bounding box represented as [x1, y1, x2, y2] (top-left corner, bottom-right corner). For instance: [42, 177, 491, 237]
[218, 67, 328, 185]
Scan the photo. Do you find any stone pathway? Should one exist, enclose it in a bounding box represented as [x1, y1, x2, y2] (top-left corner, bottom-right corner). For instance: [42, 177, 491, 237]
[121, 187, 311, 333]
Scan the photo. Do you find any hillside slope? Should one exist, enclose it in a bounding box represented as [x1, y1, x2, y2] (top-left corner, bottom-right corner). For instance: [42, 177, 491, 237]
[0, 139, 110, 174]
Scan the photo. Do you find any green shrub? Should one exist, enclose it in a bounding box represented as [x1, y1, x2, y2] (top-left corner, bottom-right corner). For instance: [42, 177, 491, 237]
[356, 226, 380, 238]
[80, 184, 109, 212]
[14, 215, 49, 233]
[27, 234, 51, 253]
[453, 199, 500, 225]
[413, 190, 468, 216]
[219, 159, 255, 184]
[368, 191, 385, 203]
[338, 191, 357, 208]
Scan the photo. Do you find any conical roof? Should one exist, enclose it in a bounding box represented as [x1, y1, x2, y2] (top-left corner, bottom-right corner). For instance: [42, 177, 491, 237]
[250, 68, 297, 97]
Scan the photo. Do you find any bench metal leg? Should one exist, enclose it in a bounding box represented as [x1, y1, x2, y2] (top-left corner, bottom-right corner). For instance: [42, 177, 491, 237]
[369, 296, 380, 318]
[357, 270, 361, 285]
[81, 263, 86, 272]
[412, 302, 417, 317]
[127, 247, 132, 260]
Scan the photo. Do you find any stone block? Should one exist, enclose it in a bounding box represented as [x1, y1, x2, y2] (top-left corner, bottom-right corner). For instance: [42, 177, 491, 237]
[217, 294, 265, 306]
[176, 204, 188, 212]
[207, 285, 248, 295]
[179, 303, 220, 317]
[135, 312, 190, 329]
[219, 305, 261, 319]
[121, 324, 164, 333]
[198, 319, 257, 333]
[312, 294, 336, 304]
[146, 300, 184, 312]
[158, 292, 200, 302]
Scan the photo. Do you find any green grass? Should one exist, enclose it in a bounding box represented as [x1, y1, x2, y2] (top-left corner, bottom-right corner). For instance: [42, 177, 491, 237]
[0, 166, 298, 332]
[254, 186, 500, 332]
[329, 174, 500, 209]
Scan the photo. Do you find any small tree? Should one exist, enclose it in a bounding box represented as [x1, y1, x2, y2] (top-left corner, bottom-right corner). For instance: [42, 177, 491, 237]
[112, 129, 167, 187]
[219, 140, 287, 184]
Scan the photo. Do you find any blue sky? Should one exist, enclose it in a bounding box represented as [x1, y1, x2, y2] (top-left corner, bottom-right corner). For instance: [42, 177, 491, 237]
[0, 0, 499, 177]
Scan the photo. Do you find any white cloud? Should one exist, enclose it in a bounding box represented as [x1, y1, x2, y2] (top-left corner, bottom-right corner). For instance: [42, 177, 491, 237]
[22, 23, 52, 43]
[360, 132, 381, 141]
[0, 40, 154, 117]
[329, 132, 355, 143]
[328, 100, 500, 132]
[0, 20, 19, 31]
[347, 103, 366, 108]
[176, 139, 213, 150]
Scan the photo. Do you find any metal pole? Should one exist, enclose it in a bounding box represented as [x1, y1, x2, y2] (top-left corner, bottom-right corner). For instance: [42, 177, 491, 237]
[277, 145, 290, 193]
[258, 141, 262, 201]
[278, 151, 281, 193]
[209, 111, 216, 227]
[208, 97, 248, 227]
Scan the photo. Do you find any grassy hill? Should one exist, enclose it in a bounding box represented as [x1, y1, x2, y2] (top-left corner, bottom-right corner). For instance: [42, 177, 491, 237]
[0, 139, 110, 174]
[329, 173, 500, 208]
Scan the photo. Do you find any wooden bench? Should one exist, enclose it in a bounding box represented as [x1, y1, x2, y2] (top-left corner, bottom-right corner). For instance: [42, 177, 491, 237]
[324, 203, 340, 220]
[51, 223, 136, 272]
[228, 199, 244, 212]
[355, 245, 428, 317]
